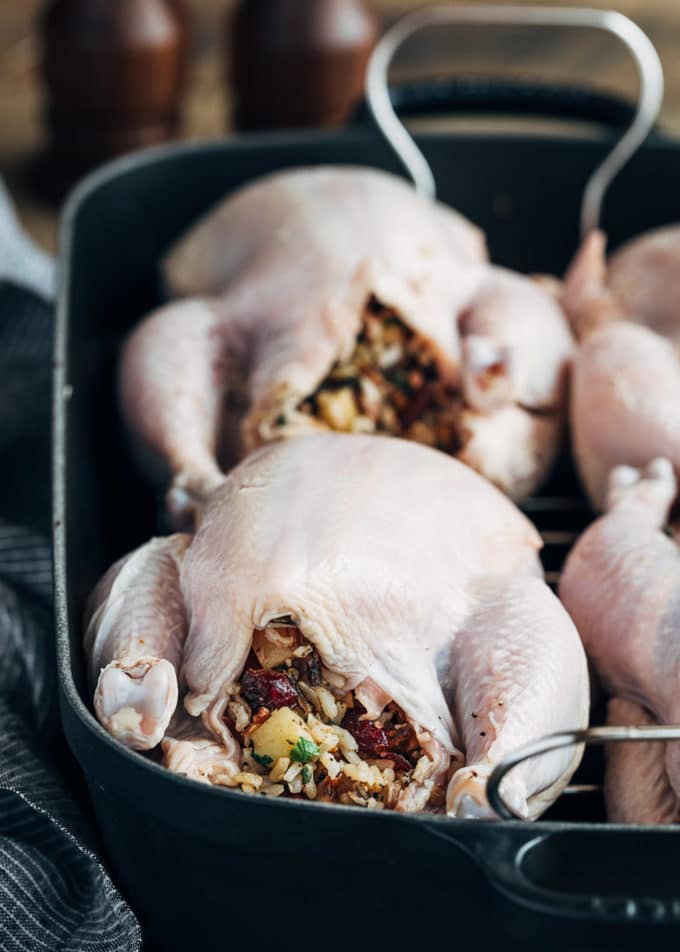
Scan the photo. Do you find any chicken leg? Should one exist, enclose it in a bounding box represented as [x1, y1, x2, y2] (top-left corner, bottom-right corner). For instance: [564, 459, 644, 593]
[444, 575, 588, 819]
[560, 458, 680, 801]
[84, 533, 191, 750]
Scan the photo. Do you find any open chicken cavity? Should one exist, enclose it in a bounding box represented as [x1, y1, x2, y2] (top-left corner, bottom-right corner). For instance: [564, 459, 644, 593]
[276, 298, 460, 453]
[189, 626, 446, 811]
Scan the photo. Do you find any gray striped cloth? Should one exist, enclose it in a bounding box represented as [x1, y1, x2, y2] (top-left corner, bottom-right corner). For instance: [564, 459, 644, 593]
[0, 184, 141, 951]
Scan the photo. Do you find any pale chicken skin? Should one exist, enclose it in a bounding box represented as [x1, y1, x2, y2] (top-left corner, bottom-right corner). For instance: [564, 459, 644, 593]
[119, 166, 572, 519]
[84, 533, 191, 750]
[563, 230, 680, 510]
[177, 434, 588, 817]
[609, 224, 680, 344]
[560, 458, 680, 809]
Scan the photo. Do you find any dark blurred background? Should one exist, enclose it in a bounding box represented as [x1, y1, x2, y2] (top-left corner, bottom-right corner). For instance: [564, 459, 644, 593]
[1, 0, 678, 254]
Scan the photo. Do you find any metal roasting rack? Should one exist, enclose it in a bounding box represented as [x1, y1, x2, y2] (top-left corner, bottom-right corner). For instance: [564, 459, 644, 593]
[366, 4, 664, 238]
[366, 6, 678, 821]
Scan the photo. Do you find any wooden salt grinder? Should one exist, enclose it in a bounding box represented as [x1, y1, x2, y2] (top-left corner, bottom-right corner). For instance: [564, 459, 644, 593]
[229, 0, 380, 130]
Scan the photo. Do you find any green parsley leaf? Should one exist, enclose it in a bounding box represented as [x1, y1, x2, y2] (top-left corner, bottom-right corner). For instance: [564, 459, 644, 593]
[252, 751, 273, 768]
[289, 737, 320, 764]
[301, 766, 312, 784]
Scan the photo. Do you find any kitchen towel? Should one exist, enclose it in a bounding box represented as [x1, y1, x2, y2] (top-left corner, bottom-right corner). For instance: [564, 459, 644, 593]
[0, 181, 141, 952]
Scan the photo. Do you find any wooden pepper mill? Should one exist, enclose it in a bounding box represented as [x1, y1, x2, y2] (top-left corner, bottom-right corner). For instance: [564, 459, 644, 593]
[229, 0, 380, 131]
[37, 0, 188, 196]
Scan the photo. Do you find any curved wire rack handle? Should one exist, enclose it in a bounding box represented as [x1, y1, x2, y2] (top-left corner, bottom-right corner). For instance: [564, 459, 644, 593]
[365, 5, 664, 237]
[487, 723, 680, 820]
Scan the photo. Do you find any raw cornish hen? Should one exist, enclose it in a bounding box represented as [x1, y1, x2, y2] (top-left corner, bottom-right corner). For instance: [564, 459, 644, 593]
[119, 166, 572, 520]
[88, 434, 589, 817]
[562, 231, 680, 510]
[560, 458, 680, 816]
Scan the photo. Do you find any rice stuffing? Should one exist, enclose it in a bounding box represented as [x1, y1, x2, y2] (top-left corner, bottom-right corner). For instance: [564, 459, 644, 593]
[277, 297, 460, 453]
[210, 625, 444, 811]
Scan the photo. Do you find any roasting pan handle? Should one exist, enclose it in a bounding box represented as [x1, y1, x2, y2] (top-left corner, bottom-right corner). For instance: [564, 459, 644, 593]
[365, 5, 664, 237]
[424, 820, 680, 926]
[478, 827, 680, 925]
[478, 724, 680, 923]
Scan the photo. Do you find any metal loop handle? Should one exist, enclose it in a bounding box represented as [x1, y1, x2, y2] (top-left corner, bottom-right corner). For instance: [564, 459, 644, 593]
[365, 5, 664, 237]
[487, 724, 680, 820]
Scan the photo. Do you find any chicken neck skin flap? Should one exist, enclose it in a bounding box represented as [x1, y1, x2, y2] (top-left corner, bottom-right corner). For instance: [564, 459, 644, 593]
[562, 230, 680, 510]
[604, 697, 680, 825]
[84, 533, 191, 750]
[560, 458, 680, 798]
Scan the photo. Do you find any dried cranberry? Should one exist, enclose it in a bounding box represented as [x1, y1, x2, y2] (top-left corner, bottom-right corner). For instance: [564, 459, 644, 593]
[241, 668, 298, 710]
[342, 711, 415, 773]
[342, 710, 389, 756]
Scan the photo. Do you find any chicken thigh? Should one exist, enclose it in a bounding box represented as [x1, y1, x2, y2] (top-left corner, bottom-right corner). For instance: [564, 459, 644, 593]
[563, 231, 680, 510]
[119, 166, 572, 521]
[560, 458, 680, 807]
[609, 224, 680, 344]
[88, 434, 588, 817]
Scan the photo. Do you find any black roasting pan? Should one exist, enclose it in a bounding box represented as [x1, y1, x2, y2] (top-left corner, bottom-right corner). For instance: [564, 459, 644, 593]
[54, 82, 680, 950]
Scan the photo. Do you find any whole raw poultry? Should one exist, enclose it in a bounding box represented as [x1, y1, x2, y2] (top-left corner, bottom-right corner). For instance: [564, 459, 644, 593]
[119, 166, 573, 524]
[85, 434, 589, 819]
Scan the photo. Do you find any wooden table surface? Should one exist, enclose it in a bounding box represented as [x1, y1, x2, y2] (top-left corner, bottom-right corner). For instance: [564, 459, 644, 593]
[2, 0, 680, 254]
